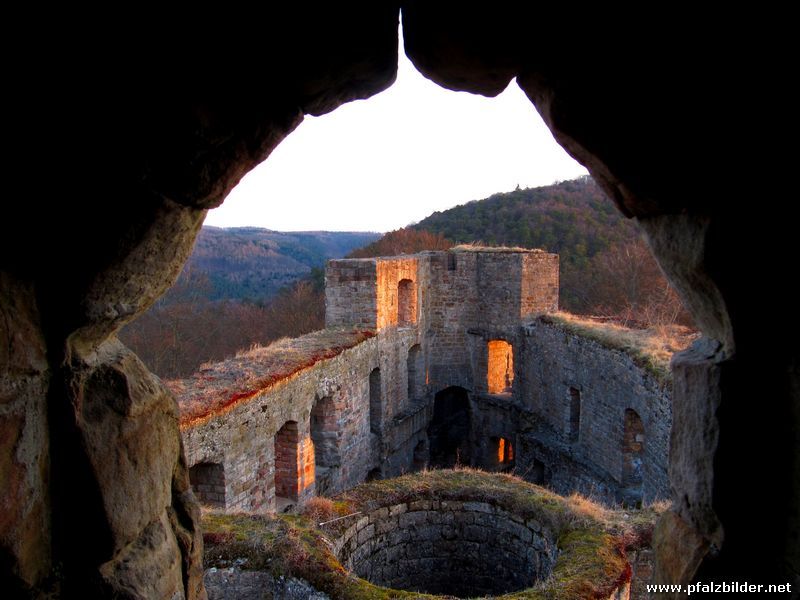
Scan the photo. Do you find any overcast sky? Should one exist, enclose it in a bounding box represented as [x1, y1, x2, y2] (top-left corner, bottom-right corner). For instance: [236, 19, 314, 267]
[205, 37, 588, 233]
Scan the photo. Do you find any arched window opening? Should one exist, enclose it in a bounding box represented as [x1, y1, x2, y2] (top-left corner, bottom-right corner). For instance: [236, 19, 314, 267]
[531, 458, 550, 486]
[497, 437, 514, 464]
[407, 344, 423, 401]
[568, 387, 581, 443]
[487, 340, 514, 394]
[275, 421, 314, 508]
[397, 278, 416, 326]
[412, 439, 428, 472]
[447, 253, 457, 271]
[428, 386, 471, 468]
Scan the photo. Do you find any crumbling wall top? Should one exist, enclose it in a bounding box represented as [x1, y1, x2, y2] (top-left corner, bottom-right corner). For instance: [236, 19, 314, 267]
[169, 328, 375, 428]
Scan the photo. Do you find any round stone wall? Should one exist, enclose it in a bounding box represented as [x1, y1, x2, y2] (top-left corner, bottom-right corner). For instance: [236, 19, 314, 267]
[335, 499, 556, 597]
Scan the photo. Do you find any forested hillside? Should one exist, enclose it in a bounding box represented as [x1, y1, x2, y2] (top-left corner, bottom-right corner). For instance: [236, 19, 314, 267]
[120, 228, 376, 378]
[411, 176, 639, 311]
[415, 176, 633, 252]
[177, 227, 380, 302]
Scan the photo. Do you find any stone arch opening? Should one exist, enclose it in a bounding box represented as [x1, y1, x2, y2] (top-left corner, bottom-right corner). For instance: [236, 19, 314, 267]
[369, 367, 382, 434]
[406, 344, 422, 401]
[487, 339, 514, 394]
[274, 421, 315, 508]
[428, 386, 471, 468]
[189, 462, 225, 508]
[622, 408, 645, 505]
[310, 396, 339, 496]
[397, 278, 416, 326]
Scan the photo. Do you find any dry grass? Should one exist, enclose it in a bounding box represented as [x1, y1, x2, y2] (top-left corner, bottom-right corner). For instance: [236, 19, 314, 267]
[168, 328, 375, 428]
[536, 312, 698, 382]
[565, 492, 612, 526]
[451, 242, 549, 253]
[300, 497, 355, 527]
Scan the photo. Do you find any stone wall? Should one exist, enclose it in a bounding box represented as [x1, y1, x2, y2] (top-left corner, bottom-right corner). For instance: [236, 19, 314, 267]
[418, 248, 558, 393]
[325, 260, 378, 329]
[182, 334, 380, 511]
[179, 323, 434, 511]
[467, 317, 672, 504]
[325, 257, 419, 330]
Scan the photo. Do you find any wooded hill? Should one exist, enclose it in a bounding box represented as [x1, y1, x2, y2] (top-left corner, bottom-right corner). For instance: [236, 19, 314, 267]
[410, 176, 638, 311]
[176, 227, 380, 302]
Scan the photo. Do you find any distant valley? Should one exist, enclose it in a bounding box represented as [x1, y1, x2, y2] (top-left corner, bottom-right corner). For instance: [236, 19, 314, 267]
[175, 228, 380, 303]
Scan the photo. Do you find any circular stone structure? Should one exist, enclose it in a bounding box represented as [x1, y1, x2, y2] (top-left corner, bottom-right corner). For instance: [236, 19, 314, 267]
[335, 499, 554, 597]
[328, 469, 632, 599]
[201, 470, 634, 600]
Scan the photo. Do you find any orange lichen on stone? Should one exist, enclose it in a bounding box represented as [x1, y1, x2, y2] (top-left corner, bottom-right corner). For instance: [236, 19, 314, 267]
[170, 329, 375, 428]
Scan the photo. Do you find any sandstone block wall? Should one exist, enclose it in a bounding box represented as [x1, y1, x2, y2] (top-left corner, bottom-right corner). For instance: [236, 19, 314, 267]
[414, 249, 559, 395]
[519, 320, 672, 500]
[521, 252, 560, 314]
[325, 257, 419, 330]
[188, 462, 226, 507]
[180, 325, 427, 511]
[325, 260, 378, 329]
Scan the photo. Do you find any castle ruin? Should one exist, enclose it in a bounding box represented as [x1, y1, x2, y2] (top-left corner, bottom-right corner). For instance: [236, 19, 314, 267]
[175, 247, 670, 514]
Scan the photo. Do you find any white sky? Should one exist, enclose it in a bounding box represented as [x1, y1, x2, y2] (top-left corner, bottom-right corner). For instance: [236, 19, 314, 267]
[205, 35, 588, 233]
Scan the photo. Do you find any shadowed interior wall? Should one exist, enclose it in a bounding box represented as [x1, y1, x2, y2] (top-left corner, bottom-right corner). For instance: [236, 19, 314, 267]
[428, 386, 471, 468]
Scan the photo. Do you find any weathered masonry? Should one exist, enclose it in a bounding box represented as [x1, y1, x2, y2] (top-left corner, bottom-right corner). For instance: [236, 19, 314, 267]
[176, 247, 670, 513]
